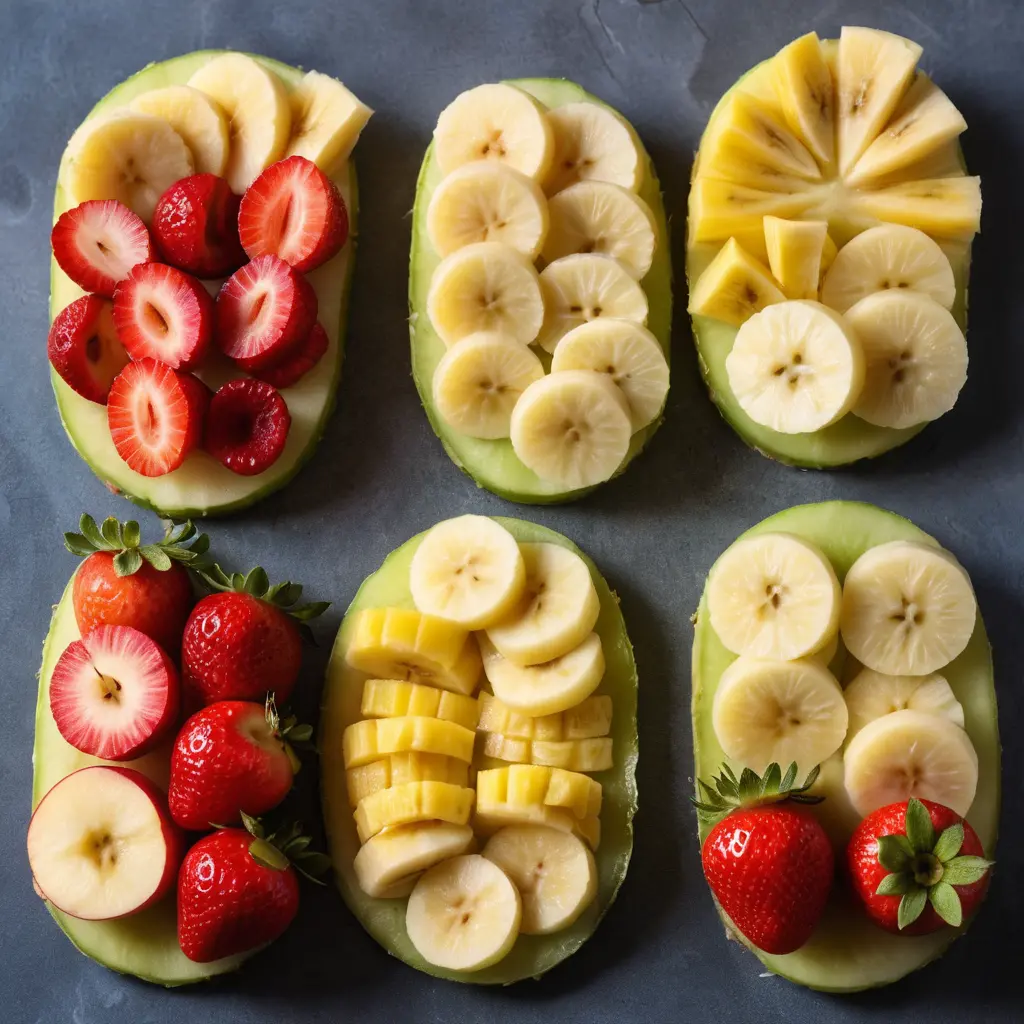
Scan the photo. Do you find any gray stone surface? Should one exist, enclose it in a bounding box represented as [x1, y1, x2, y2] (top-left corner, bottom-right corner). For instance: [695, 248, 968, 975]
[0, 0, 1020, 1020]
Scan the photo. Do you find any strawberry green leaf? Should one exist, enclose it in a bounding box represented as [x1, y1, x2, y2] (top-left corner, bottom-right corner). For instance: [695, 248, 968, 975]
[244, 566, 270, 596]
[140, 545, 172, 571]
[779, 762, 798, 792]
[113, 548, 143, 577]
[249, 837, 290, 871]
[876, 872, 913, 896]
[79, 514, 105, 549]
[63, 533, 94, 557]
[942, 855, 993, 886]
[877, 834, 912, 872]
[100, 517, 122, 547]
[928, 880, 963, 927]
[240, 810, 265, 839]
[738, 767, 761, 803]
[759, 761, 781, 797]
[933, 822, 965, 863]
[898, 887, 928, 930]
[289, 601, 331, 622]
[905, 798, 935, 853]
[121, 520, 141, 548]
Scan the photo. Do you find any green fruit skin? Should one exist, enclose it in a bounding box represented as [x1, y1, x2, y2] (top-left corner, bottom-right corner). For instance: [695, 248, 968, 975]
[320, 517, 638, 983]
[409, 79, 673, 504]
[49, 51, 357, 519]
[692, 501, 1000, 991]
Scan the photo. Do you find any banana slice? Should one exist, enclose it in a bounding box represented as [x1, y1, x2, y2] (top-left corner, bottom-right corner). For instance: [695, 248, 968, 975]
[188, 53, 292, 194]
[843, 708, 979, 817]
[771, 31, 835, 169]
[848, 176, 982, 241]
[361, 679, 480, 730]
[343, 716, 476, 768]
[427, 241, 544, 348]
[537, 253, 648, 354]
[478, 692, 563, 740]
[835, 27, 922, 177]
[484, 825, 597, 934]
[712, 656, 848, 772]
[480, 632, 605, 717]
[707, 532, 841, 660]
[840, 540, 977, 675]
[811, 631, 840, 669]
[844, 668, 965, 740]
[427, 160, 549, 259]
[345, 752, 469, 808]
[820, 233, 838, 278]
[482, 733, 614, 774]
[541, 181, 658, 280]
[355, 781, 476, 843]
[129, 85, 230, 176]
[845, 291, 967, 429]
[846, 76, 967, 187]
[434, 83, 554, 182]
[563, 695, 613, 739]
[486, 542, 599, 666]
[550, 319, 669, 431]
[475, 777, 600, 846]
[432, 331, 544, 438]
[820, 224, 956, 313]
[763, 217, 829, 300]
[409, 515, 526, 629]
[725, 300, 865, 433]
[480, 764, 602, 820]
[510, 370, 632, 489]
[64, 112, 194, 222]
[688, 237, 786, 327]
[544, 101, 643, 195]
[354, 822, 475, 898]
[285, 70, 372, 172]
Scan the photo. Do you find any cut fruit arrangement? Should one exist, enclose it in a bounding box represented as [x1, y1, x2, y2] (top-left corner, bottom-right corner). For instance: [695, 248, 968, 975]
[410, 81, 672, 503]
[686, 28, 980, 466]
[48, 51, 372, 517]
[30, 514, 332, 985]
[321, 515, 637, 981]
[691, 501, 999, 991]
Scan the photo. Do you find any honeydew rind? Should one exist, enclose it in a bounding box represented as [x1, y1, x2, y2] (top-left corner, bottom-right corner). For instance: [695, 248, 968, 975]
[691, 500, 1000, 991]
[686, 51, 972, 468]
[320, 517, 638, 983]
[49, 51, 359, 518]
[410, 80, 673, 504]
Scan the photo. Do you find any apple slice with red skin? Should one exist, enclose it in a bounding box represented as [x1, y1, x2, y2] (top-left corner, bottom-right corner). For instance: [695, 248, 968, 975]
[47, 295, 130, 404]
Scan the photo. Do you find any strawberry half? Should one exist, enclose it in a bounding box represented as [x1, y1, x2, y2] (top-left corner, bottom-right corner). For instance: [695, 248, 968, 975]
[107, 358, 207, 476]
[254, 322, 329, 389]
[48, 294, 130, 403]
[215, 255, 317, 370]
[151, 174, 246, 279]
[205, 378, 291, 476]
[238, 156, 349, 274]
[51, 199, 154, 297]
[113, 263, 214, 371]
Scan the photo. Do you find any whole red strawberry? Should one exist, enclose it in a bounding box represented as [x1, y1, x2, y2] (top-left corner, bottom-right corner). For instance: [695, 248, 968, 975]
[694, 763, 833, 955]
[847, 797, 992, 935]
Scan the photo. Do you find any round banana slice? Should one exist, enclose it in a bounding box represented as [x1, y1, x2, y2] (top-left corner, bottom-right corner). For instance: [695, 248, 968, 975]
[285, 70, 373, 172]
[845, 291, 967, 429]
[406, 854, 522, 972]
[427, 160, 550, 260]
[712, 656, 848, 772]
[480, 632, 605, 717]
[810, 631, 840, 668]
[542, 181, 658, 279]
[707, 532, 841, 661]
[434, 83, 554, 182]
[427, 241, 544, 348]
[537, 253, 649, 354]
[410, 515, 526, 629]
[483, 825, 597, 935]
[725, 300, 865, 434]
[65, 112, 194, 222]
[843, 708, 979, 817]
[844, 668, 964, 740]
[820, 225, 956, 313]
[188, 53, 292, 194]
[485, 542, 600, 666]
[840, 540, 977, 675]
[510, 370, 632, 490]
[550, 320, 669, 431]
[129, 85, 230, 176]
[354, 821, 475, 899]
[544, 101, 643, 195]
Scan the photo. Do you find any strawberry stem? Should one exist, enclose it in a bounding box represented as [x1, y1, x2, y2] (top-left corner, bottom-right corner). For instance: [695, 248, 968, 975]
[691, 761, 824, 826]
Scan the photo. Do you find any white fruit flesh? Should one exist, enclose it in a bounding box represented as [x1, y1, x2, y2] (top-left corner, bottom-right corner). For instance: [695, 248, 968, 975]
[844, 668, 964, 739]
[544, 102, 643, 195]
[840, 540, 977, 674]
[128, 85, 229, 177]
[285, 70, 373, 173]
[353, 821, 475, 898]
[405, 854, 522, 971]
[409, 515, 526, 629]
[707, 531, 841, 660]
[483, 825, 597, 934]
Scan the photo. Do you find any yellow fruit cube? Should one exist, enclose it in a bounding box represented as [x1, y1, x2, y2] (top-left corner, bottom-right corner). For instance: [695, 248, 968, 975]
[354, 781, 475, 843]
[531, 712, 564, 741]
[345, 760, 390, 808]
[506, 764, 550, 806]
[763, 217, 828, 300]
[361, 678, 442, 719]
[476, 692, 508, 734]
[342, 716, 475, 768]
[546, 768, 602, 820]
[436, 690, 480, 731]
[475, 767, 509, 805]
[482, 732, 532, 763]
[688, 237, 786, 327]
[389, 751, 467, 787]
[562, 695, 613, 739]
[532, 737, 613, 773]
[574, 815, 601, 850]
[474, 799, 577, 837]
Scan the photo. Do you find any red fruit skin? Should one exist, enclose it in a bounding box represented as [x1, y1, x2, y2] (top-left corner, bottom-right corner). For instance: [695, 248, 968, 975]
[239, 155, 349, 274]
[168, 701, 295, 830]
[73, 551, 193, 655]
[702, 806, 834, 955]
[151, 174, 246, 279]
[177, 827, 299, 962]
[51, 199, 154, 297]
[847, 799, 990, 935]
[254, 321, 329, 389]
[204, 378, 292, 476]
[48, 295, 130, 403]
[181, 592, 302, 707]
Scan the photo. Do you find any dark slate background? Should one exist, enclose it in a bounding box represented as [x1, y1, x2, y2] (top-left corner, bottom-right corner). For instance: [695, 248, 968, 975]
[1, 1, 1020, 1021]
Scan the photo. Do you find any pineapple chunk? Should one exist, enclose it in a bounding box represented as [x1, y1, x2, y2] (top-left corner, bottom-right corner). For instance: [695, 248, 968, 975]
[361, 678, 479, 730]
[849, 176, 982, 240]
[342, 715, 475, 768]
[763, 217, 829, 299]
[354, 780, 475, 843]
[689, 178, 816, 253]
[688, 237, 786, 326]
[344, 752, 469, 807]
[771, 31, 835, 169]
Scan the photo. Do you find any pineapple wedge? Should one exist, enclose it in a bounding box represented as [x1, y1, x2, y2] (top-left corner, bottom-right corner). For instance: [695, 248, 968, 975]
[763, 217, 829, 299]
[355, 781, 475, 843]
[688, 237, 785, 326]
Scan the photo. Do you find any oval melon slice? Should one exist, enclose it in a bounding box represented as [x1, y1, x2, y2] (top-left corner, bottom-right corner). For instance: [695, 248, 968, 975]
[50, 51, 358, 518]
[320, 517, 638, 981]
[410, 80, 672, 503]
[691, 501, 999, 991]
